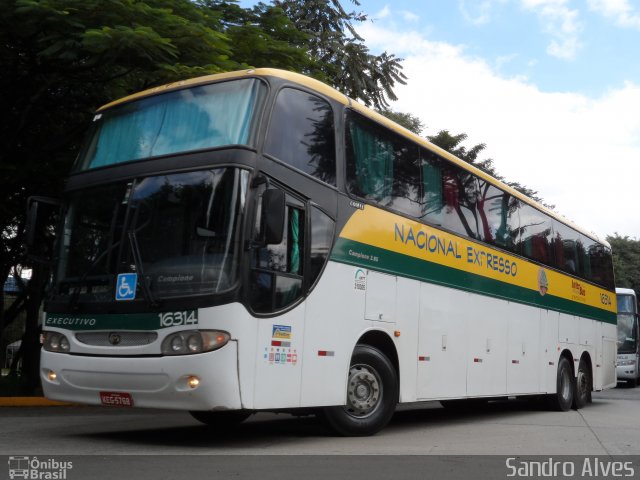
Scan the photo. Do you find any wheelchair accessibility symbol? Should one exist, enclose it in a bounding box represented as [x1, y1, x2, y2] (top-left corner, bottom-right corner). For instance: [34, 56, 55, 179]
[116, 273, 137, 301]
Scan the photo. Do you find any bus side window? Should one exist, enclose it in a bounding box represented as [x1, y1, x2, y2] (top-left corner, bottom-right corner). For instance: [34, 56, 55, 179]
[264, 88, 336, 186]
[475, 182, 520, 252]
[517, 203, 552, 264]
[251, 194, 305, 313]
[345, 111, 421, 217]
[309, 206, 335, 289]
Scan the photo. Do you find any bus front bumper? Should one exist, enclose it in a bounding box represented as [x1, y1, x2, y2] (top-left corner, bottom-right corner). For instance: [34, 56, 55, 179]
[40, 342, 242, 411]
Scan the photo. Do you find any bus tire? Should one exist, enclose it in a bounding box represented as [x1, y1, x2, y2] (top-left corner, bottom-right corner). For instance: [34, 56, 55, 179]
[548, 356, 574, 411]
[573, 359, 591, 409]
[323, 345, 398, 436]
[189, 410, 252, 428]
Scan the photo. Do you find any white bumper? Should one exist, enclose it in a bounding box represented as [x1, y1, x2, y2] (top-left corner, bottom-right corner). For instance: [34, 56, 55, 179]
[40, 342, 242, 411]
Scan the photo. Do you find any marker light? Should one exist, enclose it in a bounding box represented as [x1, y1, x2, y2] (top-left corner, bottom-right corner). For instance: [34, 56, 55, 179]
[187, 376, 201, 389]
[161, 331, 230, 356]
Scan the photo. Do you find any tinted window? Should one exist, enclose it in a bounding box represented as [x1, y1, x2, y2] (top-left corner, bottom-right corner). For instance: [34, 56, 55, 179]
[440, 165, 480, 239]
[419, 149, 444, 225]
[309, 206, 335, 287]
[517, 204, 552, 264]
[476, 182, 521, 252]
[265, 88, 336, 185]
[586, 239, 614, 290]
[346, 112, 421, 216]
[251, 189, 305, 312]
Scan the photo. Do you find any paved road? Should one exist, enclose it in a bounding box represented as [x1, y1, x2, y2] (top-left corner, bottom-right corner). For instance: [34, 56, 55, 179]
[2, 385, 640, 457]
[4, 386, 640, 480]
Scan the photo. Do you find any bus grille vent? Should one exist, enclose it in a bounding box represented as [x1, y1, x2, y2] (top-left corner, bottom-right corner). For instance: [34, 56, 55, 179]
[75, 332, 158, 347]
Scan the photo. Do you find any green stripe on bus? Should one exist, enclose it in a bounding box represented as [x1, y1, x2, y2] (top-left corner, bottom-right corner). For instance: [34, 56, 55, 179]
[45, 312, 181, 331]
[331, 238, 616, 325]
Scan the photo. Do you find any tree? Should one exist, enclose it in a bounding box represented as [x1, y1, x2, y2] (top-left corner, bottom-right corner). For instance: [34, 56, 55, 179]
[205, 1, 314, 71]
[377, 109, 424, 136]
[607, 235, 640, 294]
[0, 0, 247, 391]
[273, 0, 406, 109]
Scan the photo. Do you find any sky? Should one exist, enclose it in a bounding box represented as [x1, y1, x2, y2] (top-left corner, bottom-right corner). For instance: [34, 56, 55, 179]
[244, 0, 640, 240]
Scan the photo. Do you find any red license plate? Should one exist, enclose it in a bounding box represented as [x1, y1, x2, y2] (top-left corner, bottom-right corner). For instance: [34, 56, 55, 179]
[100, 391, 134, 407]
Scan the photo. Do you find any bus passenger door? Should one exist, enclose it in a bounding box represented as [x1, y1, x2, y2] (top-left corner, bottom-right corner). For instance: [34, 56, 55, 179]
[249, 188, 307, 409]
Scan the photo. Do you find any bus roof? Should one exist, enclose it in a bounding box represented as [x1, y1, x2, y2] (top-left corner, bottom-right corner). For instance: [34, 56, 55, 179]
[96, 68, 608, 247]
[616, 288, 636, 296]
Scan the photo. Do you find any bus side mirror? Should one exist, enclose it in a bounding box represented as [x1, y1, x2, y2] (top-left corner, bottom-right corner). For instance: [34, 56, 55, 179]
[26, 196, 61, 263]
[262, 189, 285, 245]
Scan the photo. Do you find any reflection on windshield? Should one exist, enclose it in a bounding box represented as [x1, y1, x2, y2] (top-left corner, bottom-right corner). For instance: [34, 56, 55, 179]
[53, 168, 249, 304]
[617, 313, 638, 354]
[617, 294, 636, 314]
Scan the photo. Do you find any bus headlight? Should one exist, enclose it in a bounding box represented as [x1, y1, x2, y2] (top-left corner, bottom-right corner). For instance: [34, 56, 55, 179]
[161, 330, 230, 355]
[43, 332, 71, 353]
[618, 359, 635, 366]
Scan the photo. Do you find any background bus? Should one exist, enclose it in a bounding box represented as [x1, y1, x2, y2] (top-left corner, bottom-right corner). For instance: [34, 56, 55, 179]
[33, 69, 617, 436]
[616, 288, 639, 386]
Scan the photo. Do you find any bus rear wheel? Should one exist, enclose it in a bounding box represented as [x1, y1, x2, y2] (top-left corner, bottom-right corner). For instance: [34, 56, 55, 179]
[573, 358, 591, 409]
[189, 410, 252, 428]
[322, 345, 398, 436]
[548, 356, 574, 411]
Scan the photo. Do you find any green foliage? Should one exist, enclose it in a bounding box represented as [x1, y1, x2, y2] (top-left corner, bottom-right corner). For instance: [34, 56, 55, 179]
[377, 109, 425, 136]
[607, 234, 640, 292]
[274, 0, 406, 109]
[206, 1, 313, 71]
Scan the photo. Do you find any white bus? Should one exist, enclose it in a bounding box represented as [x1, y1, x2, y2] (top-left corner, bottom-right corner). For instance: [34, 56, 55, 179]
[616, 288, 639, 386]
[35, 69, 617, 435]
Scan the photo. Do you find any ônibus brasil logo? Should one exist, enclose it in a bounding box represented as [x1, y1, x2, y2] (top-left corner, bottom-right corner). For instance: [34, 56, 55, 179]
[8, 456, 72, 479]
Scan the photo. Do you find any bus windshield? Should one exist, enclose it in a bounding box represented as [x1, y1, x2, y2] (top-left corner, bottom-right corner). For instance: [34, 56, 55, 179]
[53, 168, 249, 304]
[77, 78, 265, 171]
[617, 294, 636, 314]
[617, 313, 638, 354]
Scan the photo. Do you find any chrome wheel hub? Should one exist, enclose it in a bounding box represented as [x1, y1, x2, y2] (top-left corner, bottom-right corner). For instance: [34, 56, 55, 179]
[344, 364, 382, 417]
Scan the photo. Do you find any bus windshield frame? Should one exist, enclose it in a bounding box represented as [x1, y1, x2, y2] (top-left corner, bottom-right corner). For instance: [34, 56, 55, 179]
[51, 167, 249, 307]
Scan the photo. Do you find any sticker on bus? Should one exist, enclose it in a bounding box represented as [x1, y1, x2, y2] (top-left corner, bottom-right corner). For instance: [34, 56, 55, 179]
[272, 325, 292, 339]
[99, 391, 134, 407]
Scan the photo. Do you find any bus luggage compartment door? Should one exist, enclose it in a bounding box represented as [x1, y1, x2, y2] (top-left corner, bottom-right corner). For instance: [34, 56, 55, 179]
[364, 271, 396, 323]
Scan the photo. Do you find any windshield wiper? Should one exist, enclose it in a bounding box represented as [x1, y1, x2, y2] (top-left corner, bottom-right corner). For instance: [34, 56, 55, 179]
[127, 230, 159, 308]
[66, 240, 122, 311]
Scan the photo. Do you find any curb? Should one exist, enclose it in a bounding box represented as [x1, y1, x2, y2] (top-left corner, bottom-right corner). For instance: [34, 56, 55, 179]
[0, 397, 76, 407]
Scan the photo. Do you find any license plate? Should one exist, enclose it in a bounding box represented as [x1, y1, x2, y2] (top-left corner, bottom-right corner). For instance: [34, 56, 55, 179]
[99, 391, 134, 407]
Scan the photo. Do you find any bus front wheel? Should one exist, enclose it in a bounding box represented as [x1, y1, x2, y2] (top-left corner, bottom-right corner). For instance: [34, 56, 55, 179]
[548, 356, 574, 411]
[322, 345, 398, 436]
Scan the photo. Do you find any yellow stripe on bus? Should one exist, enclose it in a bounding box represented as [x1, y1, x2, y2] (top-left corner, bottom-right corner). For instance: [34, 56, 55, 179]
[339, 206, 616, 314]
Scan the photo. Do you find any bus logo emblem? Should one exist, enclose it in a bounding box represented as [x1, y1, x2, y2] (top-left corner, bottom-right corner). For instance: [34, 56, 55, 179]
[116, 273, 137, 301]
